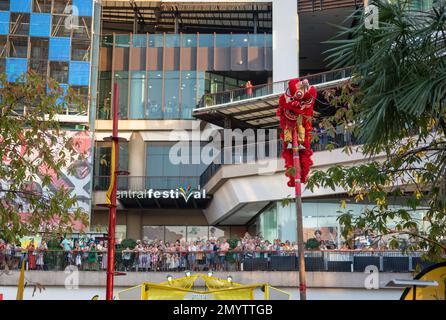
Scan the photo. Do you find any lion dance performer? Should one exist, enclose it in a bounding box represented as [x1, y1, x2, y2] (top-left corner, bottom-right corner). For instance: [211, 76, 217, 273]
[277, 78, 317, 187]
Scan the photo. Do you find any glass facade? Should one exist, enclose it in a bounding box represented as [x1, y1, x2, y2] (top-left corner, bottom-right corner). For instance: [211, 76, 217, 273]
[142, 225, 246, 242]
[0, 0, 93, 113]
[145, 142, 207, 189]
[252, 200, 429, 248]
[93, 142, 129, 190]
[97, 33, 272, 120]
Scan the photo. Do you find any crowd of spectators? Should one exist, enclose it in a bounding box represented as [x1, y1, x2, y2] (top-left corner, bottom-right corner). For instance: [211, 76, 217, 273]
[0, 230, 392, 272]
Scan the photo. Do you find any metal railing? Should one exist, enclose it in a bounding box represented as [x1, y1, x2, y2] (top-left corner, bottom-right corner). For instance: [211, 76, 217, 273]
[93, 176, 201, 191]
[0, 249, 436, 273]
[196, 67, 352, 109]
[199, 130, 359, 187]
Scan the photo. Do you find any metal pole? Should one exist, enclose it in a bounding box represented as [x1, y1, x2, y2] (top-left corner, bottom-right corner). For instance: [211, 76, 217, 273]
[292, 128, 307, 300]
[106, 83, 119, 300]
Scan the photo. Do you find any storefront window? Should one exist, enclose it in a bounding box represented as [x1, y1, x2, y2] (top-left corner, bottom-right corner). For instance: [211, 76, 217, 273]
[165, 226, 186, 243]
[259, 204, 278, 242]
[187, 226, 208, 242]
[143, 226, 164, 242]
[209, 226, 229, 241]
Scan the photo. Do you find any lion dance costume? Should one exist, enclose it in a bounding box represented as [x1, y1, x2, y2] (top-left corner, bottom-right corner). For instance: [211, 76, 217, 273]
[277, 78, 317, 187]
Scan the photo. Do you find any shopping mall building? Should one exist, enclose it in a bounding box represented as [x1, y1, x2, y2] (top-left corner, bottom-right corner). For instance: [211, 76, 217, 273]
[1, 0, 430, 245]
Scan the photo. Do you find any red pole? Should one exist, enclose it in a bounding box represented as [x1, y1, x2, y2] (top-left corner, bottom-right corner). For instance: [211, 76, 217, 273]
[292, 127, 307, 300]
[106, 83, 119, 300]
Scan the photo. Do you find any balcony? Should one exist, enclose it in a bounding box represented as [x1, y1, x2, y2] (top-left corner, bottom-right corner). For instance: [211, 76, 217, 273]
[199, 130, 359, 189]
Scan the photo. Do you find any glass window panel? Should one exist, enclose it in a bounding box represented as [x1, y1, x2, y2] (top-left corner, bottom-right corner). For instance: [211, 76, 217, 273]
[248, 34, 265, 47]
[165, 34, 180, 47]
[182, 34, 197, 47]
[209, 226, 229, 241]
[187, 226, 208, 242]
[164, 71, 180, 119]
[148, 34, 163, 48]
[147, 71, 163, 119]
[146, 154, 163, 176]
[129, 71, 146, 119]
[132, 34, 146, 48]
[29, 59, 48, 78]
[69, 85, 89, 113]
[0, 1, 9, 11]
[71, 40, 90, 61]
[101, 35, 113, 48]
[115, 34, 130, 48]
[53, 0, 71, 14]
[114, 71, 129, 119]
[163, 154, 180, 176]
[165, 226, 186, 243]
[72, 16, 91, 41]
[231, 34, 249, 47]
[265, 34, 272, 47]
[10, 13, 30, 36]
[97, 71, 111, 119]
[229, 226, 248, 239]
[143, 226, 164, 242]
[199, 34, 214, 47]
[215, 34, 231, 48]
[197, 71, 206, 98]
[9, 36, 28, 58]
[259, 204, 278, 242]
[51, 15, 71, 37]
[180, 71, 196, 119]
[147, 145, 166, 155]
[33, 0, 52, 13]
[49, 61, 68, 83]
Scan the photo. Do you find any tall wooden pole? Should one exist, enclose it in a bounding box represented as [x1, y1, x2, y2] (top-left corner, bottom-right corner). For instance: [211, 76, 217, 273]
[106, 83, 119, 300]
[292, 128, 307, 300]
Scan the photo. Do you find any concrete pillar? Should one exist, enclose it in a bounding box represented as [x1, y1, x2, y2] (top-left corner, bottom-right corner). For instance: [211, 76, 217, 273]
[128, 132, 145, 178]
[272, 0, 299, 82]
[126, 211, 142, 240]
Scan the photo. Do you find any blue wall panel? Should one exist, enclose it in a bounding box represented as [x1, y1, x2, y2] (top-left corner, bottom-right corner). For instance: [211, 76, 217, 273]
[11, 0, 32, 13]
[69, 61, 90, 86]
[6, 58, 28, 82]
[30, 13, 51, 37]
[49, 37, 71, 61]
[0, 11, 9, 35]
[73, 0, 93, 17]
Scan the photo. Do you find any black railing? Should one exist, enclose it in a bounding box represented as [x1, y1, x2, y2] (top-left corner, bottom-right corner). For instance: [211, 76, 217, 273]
[199, 130, 359, 187]
[197, 67, 353, 109]
[0, 249, 436, 273]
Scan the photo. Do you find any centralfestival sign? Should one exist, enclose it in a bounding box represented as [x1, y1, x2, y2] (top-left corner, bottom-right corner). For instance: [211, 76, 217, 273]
[117, 185, 207, 203]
